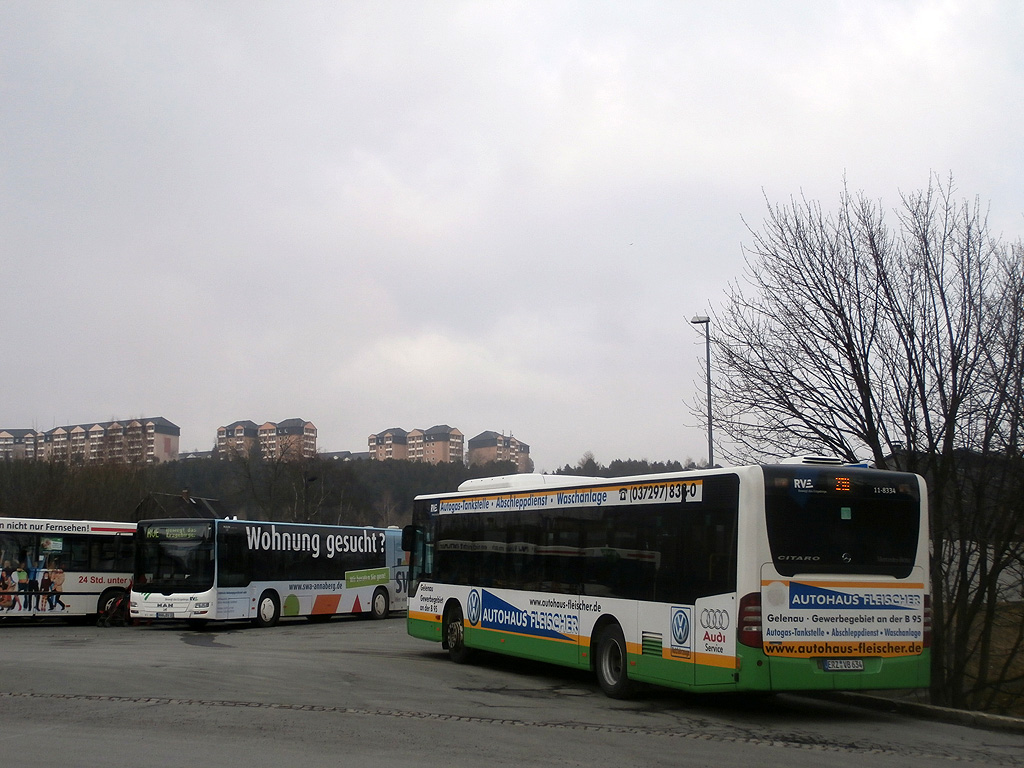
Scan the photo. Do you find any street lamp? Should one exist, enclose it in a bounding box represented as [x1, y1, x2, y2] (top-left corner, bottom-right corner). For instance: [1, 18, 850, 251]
[690, 315, 713, 467]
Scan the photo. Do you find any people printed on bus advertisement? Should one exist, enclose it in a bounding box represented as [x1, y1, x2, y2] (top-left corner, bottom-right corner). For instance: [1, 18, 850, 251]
[50, 561, 67, 611]
[0, 558, 71, 613]
[16, 562, 29, 610]
[2, 524, 137, 617]
[8, 562, 17, 609]
[39, 566, 53, 611]
[27, 561, 42, 610]
[1, 562, 14, 610]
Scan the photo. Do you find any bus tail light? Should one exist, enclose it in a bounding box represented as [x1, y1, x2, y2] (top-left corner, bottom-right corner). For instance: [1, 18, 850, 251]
[923, 594, 931, 648]
[738, 592, 762, 647]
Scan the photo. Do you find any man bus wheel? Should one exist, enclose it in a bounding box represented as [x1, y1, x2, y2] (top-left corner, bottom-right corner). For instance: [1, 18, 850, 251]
[253, 590, 280, 628]
[370, 587, 390, 620]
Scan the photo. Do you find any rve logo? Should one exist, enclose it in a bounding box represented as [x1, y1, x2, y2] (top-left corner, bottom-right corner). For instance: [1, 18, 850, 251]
[795, 478, 814, 490]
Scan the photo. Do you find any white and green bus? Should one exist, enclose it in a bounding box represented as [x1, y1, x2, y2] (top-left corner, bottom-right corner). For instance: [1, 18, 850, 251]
[131, 519, 408, 627]
[403, 459, 930, 697]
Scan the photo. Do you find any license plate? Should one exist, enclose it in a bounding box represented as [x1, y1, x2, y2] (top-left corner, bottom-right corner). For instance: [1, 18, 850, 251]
[156, 612, 175, 619]
[823, 659, 864, 671]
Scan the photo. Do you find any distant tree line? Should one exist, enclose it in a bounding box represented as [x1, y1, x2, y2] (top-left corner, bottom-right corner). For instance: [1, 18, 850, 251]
[553, 452, 691, 477]
[0, 454, 521, 529]
[0, 451, 700, 530]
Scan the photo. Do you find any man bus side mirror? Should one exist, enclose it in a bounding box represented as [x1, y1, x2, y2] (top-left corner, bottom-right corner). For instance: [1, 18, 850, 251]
[401, 525, 416, 552]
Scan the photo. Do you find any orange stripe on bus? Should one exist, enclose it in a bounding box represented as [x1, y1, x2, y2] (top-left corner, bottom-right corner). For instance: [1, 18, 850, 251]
[312, 594, 341, 614]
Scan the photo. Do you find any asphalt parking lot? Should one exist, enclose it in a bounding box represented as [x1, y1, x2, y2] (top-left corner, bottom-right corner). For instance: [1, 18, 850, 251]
[2, 615, 1022, 768]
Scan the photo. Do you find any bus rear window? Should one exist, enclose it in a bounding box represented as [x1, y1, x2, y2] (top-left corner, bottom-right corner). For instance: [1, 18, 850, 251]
[763, 468, 920, 578]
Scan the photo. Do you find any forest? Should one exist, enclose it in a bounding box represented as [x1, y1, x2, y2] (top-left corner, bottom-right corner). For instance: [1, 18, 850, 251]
[0, 453, 688, 528]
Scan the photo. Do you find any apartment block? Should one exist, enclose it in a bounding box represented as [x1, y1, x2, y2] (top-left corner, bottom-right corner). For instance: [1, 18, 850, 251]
[0, 418, 180, 465]
[217, 420, 260, 458]
[368, 425, 464, 464]
[368, 428, 408, 461]
[217, 418, 317, 462]
[0, 429, 41, 461]
[467, 431, 533, 473]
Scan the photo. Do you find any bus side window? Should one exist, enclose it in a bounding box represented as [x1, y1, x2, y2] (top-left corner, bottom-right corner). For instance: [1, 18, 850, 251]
[705, 521, 736, 594]
[0, 534, 32, 570]
[115, 536, 134, 572]
[435, 515, 475, 587]
[542, 518, 580, 595]
[507, 516, 542, 591]
[67, 536, 91, 570]
[218, 525, 251, 588]
[92, 539, 130, 572]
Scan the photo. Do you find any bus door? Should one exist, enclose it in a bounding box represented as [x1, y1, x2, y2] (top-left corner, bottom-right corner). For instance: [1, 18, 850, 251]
[386, 529, 409, 610]
[692, 594, 738, 685]
[657, 493, 738, 687]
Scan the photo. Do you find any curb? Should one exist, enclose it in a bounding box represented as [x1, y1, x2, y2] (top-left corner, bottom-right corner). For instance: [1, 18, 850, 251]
[821, 692, 1024, 734]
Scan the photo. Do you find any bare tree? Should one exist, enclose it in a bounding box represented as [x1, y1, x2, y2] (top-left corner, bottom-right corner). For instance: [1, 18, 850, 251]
[226, 444, 295, 521]
[705, 175, 1024, 711]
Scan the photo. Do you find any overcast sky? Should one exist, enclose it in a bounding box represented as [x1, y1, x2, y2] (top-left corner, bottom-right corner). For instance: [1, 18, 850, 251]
[2, 2, 1022, 472]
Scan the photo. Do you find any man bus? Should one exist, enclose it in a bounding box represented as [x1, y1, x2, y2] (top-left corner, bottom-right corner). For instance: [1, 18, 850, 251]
[132, 518, 408, 627]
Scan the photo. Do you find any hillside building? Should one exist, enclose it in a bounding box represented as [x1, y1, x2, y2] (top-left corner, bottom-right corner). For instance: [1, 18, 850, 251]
[369, 425, 464, 464]
[467, 431, 533, 473]
[0, 418, 180, 464]
[217, 418, 317, 461]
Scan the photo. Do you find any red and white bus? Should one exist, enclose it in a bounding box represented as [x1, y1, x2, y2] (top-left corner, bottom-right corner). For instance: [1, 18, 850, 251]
[1, 517, 135, 620]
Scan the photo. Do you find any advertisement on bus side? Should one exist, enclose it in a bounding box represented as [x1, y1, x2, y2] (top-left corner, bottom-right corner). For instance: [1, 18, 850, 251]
[761, 578, 926, 658]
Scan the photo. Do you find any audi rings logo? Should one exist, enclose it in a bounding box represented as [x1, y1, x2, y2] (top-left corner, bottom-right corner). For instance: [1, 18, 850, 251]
[467, 589, 482, 626]
[700, 608, 730, 631]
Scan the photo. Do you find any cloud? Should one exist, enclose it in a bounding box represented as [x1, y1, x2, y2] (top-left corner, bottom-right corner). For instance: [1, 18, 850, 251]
[2, 1, 1022, 471]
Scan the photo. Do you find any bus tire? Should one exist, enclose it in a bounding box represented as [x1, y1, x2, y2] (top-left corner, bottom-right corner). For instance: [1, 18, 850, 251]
[370, 587, 390, 620]
[594, 623, 634, 699]
[443, 602, 473, 664]
[253, 591, 280, 628]
[97, 588, 125, 622]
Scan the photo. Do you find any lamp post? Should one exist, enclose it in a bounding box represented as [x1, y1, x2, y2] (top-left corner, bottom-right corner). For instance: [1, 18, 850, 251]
[690, 315, 713, 467]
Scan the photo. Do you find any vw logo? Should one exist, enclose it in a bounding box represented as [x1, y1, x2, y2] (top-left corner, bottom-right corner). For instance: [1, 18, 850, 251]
[467, 589, 482, 626]
[700, 608, 730, 631]
[671, 609, 689, 645]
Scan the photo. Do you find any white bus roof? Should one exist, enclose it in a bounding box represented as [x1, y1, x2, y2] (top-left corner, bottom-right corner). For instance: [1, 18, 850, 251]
[416, 458, 886, 502]
[456, 474, 603, 492]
